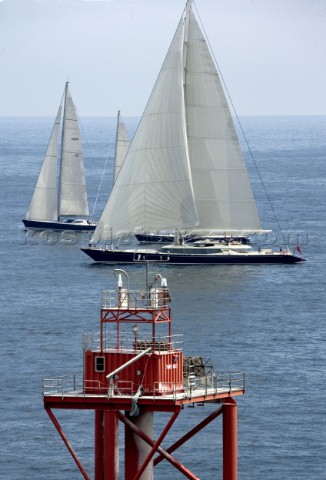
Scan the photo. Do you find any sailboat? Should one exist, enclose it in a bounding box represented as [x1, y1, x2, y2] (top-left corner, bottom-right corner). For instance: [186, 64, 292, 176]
[81, 1, 304, 264]
[23, 82, 97, 232]
[113, 111, 130, 185]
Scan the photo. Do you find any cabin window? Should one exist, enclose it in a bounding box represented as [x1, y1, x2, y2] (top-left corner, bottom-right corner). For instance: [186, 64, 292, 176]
[95, 356, 105, 372]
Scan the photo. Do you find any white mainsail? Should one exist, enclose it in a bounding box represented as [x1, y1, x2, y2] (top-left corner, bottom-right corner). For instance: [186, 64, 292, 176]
[91, 0, 262, 244]
[26, 106, 62, 222]
[92, 15, 199, 244]
[113, 111, 130, 184]
[58, 84, 89, 217]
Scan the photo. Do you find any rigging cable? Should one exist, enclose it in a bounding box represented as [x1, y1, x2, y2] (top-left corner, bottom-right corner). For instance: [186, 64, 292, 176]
[77, 114, 115, 220]
[92, 148, 112, 219]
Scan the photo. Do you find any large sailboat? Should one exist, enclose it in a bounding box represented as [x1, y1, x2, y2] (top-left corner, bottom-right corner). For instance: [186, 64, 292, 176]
[81, 1, 304, 264]
[23, 82, 97, 231]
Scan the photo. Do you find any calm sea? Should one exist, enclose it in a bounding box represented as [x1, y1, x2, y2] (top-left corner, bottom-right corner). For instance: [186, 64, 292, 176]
[0, 116, 325, 479]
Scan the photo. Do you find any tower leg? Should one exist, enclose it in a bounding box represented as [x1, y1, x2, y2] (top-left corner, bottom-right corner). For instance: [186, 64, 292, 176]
[223, 398, 237, 480]
[95, 410, 119, 480]
[125, 409, 153, 480]
[95, 410, 104, 480]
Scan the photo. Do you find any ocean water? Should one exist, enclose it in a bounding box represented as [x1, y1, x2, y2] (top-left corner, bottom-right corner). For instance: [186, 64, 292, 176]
[0, 115, 325, 479]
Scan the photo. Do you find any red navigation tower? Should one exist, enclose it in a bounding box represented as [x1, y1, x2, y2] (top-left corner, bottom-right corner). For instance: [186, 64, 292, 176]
[42, 269, 245, 480]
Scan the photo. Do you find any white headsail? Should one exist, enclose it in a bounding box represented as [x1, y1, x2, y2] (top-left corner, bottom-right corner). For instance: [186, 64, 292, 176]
[185, 5, 261, 233]
[59, 84, 89, 218]
[113, 111, 130, 184]
[26, 106, 62, 222]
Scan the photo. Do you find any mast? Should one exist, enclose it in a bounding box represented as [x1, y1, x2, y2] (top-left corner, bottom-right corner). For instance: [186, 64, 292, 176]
[113, 110, 121, 184]
[181, 0, 191, 197]
[57, 82, 90, 219]
[58, 81, 69, 221]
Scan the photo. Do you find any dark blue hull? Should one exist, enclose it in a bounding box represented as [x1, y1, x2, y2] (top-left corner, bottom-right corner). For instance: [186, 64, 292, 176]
[81, 247, 305, 265]
[23, 219, 97, 232]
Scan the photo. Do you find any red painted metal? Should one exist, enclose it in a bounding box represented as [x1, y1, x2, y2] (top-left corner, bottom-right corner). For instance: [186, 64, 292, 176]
[104, 411, 119, 480]
[119, 411, 200, 480]
[223, 398, 238, 480]
[94, 410, 104, 480]
[154, 405, 223, 466]
[95, 409, 120, 480]
[84, 350, 184, 395]
[95, 410, 104, 480]
[45, 407, 92, 480]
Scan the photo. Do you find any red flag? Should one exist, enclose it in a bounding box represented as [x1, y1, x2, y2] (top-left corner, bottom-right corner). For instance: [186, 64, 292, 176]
[296, 245, 302, 256]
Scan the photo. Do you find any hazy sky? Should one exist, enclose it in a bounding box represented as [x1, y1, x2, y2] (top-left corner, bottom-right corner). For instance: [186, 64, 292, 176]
[1, 0, 325, 117]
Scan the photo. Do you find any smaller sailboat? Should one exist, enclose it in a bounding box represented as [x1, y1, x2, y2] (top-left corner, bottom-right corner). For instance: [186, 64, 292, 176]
[23, 82, 97, 231]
